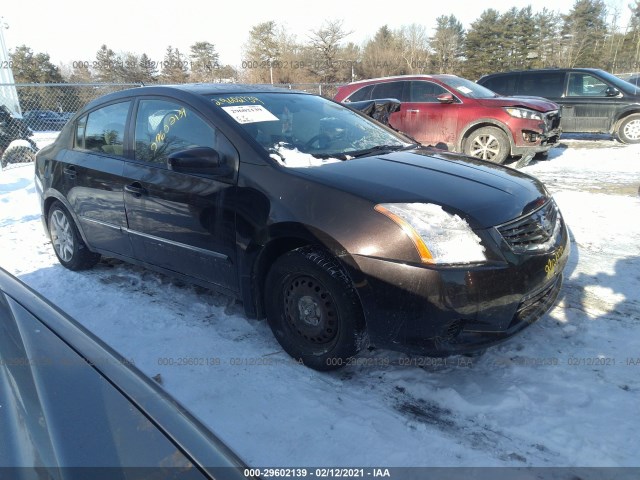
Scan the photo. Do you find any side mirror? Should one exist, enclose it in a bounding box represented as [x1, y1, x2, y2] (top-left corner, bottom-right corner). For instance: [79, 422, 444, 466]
[167, 147, 227, 175]
[605, 87, 620, 97]
[436, 93, 455, 104]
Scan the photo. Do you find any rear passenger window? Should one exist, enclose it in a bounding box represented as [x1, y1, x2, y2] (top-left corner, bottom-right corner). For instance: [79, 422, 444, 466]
[347, 85, 374, 102]
[370, 81, 405, 101]
[482, 75, 518, 96]
[520, 72, 565, 98]
[76, 102, 130, 155]
[409, 81, 448, 102]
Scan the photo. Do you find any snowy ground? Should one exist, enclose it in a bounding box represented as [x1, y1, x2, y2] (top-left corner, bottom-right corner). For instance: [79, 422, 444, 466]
[0, 133, 639, 471]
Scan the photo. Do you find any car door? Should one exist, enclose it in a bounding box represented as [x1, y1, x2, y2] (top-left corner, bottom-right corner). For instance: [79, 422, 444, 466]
[62, 101, 135, 257]
[402, 80, 460, 147]
[561, 72, 625, 133]
[368, 81, 407, 135]
[123, 98, 239, 292]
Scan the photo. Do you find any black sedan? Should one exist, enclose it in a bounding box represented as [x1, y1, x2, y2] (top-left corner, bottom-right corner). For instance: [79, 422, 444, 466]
[0, 267, 252, 477]
[34, 84, 570, 370]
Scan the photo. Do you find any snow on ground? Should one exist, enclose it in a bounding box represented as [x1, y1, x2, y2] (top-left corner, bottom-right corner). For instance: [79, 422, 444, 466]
[0, 135, 639, 470]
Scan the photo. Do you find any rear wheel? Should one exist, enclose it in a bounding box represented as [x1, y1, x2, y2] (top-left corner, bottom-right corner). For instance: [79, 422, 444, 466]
[617, 114, 640, 144]
[264, 246, 365, 371]
[48, 201, 100, 270]
[464, 127, 510, 164]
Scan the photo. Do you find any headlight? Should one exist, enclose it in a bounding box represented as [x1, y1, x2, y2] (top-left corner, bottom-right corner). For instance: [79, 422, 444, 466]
[375, 203, 487, 264]
[504, 107, 543, 121]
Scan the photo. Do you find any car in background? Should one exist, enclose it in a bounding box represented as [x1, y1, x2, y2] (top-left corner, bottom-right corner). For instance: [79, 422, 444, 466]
[22, 109, 68, 131]
[478, 68, 640, 144]
[35, 84, 569, 370]
[335, 74, 561, 164]
[0, 267, 251, 477]
[622, 73, 640, 87]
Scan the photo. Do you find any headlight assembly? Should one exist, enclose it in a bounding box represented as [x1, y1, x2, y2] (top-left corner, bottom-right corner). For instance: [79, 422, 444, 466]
[375, 203, 487, 265]
[504, 107, 543, 121]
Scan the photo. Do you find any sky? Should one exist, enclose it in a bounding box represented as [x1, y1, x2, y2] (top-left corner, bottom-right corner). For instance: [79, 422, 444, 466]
[0, 0, 631, 69]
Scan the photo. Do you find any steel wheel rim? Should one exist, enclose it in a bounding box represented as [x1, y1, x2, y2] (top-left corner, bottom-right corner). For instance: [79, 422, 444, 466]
[623, 119, 640, 140]
[283, 275, 338, 344]
[470, 134, 501, 161]
[50, 210, 74, 262]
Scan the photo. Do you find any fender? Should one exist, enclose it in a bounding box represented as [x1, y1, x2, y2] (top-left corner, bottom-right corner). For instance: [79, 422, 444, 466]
[611, 105, 640, 133]
[240, 222, 371, 321]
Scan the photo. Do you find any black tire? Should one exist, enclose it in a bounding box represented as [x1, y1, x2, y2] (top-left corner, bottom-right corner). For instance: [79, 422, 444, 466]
[464, 126, 510, 164]
[47, 201, 101, 270]
[264, 246, 366, 371]
[1, 145, 36, 168]
[617, 114, 640, 144]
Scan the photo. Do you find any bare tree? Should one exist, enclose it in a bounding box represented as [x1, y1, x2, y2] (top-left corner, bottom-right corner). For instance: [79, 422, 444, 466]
[307, 20, 352, 82]
[396, 24, 430, 74]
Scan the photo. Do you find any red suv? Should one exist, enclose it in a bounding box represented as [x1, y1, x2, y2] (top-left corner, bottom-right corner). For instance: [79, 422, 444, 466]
[335, 75, 561, 164]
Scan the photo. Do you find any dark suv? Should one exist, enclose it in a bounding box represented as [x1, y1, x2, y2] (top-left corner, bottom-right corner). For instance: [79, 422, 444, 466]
[478, 68, 640, 143]
[335, 75, 561, 164]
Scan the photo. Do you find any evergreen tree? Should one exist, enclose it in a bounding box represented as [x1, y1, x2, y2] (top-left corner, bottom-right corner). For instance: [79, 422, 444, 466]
[560, 0, 608, 67]
[94, 45, 123, 82]
[189, 41, 220, 82]
[533, 8, 563, 68]
[463, 9, 503, 78]
[360, 26, 400, 78]
[243, 21, 282, 83]
[431, 15, 465, 74]
[160, 46, 189, 84]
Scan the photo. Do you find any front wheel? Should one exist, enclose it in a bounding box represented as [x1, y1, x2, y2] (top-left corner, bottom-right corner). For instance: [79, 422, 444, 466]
[464, 127, 510, 164]
[48, 201, 101, 270]
[264, 246, 366, 371]
[617, 114, 640, 144]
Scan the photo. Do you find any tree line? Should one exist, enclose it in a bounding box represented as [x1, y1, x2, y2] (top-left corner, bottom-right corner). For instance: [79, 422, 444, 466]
[8, 0, 640, 91]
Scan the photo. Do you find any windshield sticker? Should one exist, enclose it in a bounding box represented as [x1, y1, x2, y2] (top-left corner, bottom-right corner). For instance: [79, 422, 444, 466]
[456, 86, 473, 94]
[222, 105, 279, 124]
[214, 96, 264, 106]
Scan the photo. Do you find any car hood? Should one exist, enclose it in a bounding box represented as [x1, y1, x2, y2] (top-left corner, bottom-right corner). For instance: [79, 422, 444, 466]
[475, 96, 559, 112]
[292, 148, 549, 229]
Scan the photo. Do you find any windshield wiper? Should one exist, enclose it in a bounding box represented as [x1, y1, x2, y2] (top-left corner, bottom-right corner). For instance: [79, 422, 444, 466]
[346, 144, 419, 158]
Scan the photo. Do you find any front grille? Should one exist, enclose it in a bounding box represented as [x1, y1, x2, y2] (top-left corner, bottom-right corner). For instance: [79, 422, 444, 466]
[497, 200, 560, 253]
[510, 275, 562, 328]
[545, 110, 561, 130]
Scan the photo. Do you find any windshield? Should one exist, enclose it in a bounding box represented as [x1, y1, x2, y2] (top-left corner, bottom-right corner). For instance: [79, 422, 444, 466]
[439, 76, 499, 99]
[209, 93, 411, 167]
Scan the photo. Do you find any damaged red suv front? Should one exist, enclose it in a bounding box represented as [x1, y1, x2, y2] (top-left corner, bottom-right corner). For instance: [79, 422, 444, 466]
[335, 74, 561, 165]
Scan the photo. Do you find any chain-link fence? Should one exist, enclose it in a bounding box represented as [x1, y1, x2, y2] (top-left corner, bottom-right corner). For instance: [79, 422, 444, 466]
[0, 82, 342, 169]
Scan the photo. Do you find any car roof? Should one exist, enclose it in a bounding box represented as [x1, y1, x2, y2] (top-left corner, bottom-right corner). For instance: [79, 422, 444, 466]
[480, 68, 605, 78]
[80, 83, 309, 112]
[344, 74, 460, 86]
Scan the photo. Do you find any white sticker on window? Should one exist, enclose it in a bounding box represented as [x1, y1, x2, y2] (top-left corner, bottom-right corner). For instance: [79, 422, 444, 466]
[456, 86, 473, 94]
[221, 105, 279, 124]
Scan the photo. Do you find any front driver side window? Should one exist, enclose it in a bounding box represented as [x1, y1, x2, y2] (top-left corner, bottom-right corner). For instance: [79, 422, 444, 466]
[134, 99, 217, 165]
[567, 73, 609, 97]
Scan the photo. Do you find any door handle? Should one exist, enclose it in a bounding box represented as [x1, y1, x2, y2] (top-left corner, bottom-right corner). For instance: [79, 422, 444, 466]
[407, 109, 420, 113]
[63, 166, 76, 179]
[124, 182, 147, 197]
